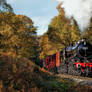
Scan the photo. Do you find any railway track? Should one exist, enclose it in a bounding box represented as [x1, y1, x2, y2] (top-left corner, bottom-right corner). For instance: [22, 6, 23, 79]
[57, 73, 92, 87]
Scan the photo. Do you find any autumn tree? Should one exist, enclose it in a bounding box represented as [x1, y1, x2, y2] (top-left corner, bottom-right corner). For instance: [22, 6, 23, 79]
[39, 34, 53, 58]
[0, 12, 37, 58]
[39, 6, 81, 58]
[48, 11, 81, 46]
[16, 15, 37, 58]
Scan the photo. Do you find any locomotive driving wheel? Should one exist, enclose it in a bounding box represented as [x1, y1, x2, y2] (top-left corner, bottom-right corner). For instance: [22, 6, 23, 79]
[84, 66, 90, 77]
[73, 64, 82, 76]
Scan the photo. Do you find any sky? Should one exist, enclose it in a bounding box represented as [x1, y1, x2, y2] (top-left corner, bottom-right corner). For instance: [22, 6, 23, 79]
[7, 0, 59, 35]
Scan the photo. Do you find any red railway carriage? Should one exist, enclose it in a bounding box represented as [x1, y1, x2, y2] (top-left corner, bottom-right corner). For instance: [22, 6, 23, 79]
[43, 52, 61, 72]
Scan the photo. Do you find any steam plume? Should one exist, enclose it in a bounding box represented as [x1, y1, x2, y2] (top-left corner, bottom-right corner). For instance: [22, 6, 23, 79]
[57, 0, 92, 32]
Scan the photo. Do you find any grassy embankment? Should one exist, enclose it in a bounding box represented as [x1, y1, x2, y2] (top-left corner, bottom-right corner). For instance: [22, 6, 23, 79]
[0, 52, 92, 92]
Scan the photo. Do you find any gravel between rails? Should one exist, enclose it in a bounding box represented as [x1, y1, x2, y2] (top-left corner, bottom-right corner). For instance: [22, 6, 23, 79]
[57, 73, 92, 87]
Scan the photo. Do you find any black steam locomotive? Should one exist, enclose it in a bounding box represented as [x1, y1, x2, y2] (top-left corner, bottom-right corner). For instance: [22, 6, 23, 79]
[43, 38, 92, 76]
[61, 38, 92, 76]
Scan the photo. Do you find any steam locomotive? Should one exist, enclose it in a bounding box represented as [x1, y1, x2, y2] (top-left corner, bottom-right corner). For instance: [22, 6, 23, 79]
[43, 38, 92, 76]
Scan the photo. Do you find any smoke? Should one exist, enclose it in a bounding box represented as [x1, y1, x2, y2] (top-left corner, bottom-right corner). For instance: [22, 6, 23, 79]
[57, 0, 92, 32]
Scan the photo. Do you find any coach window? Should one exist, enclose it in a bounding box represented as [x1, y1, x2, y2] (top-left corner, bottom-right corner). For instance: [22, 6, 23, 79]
[49, 57, 51, 62]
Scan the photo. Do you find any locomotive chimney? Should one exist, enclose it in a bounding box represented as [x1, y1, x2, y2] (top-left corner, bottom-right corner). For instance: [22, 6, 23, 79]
[81, 38, 86, 42]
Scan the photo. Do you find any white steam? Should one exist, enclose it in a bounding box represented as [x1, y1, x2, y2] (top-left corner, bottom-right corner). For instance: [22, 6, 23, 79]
[57, 0, 92, 32]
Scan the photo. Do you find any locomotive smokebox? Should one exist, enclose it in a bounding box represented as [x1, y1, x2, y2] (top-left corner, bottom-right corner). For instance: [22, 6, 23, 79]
[78, 37, 92, 57]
